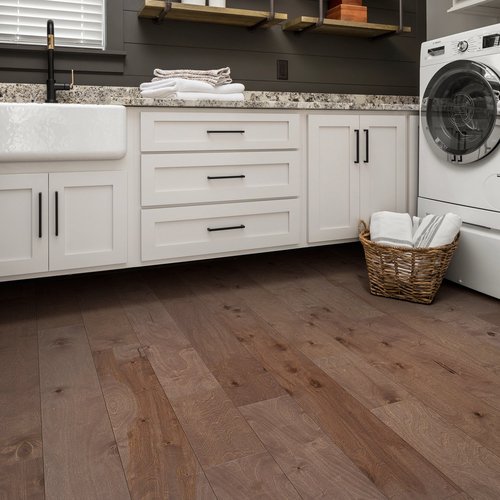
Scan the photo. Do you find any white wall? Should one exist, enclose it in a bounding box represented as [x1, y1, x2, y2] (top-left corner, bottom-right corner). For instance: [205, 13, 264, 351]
[426, 0, 500, 40]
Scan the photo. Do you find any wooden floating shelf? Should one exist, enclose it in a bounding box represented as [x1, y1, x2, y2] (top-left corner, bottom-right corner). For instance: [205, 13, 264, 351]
[138, 1, 287, 28]
[282, 16, 411, 38]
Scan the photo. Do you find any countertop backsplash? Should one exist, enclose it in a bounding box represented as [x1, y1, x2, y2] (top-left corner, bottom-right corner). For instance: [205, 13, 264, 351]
[0, 83, 419, 111]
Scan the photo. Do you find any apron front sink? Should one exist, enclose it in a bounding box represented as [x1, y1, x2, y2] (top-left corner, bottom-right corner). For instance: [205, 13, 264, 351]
[0, 103, 126, 162]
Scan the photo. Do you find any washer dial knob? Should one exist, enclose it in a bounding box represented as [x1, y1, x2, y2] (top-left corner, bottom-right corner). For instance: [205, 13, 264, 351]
[458, 40, 469, 52]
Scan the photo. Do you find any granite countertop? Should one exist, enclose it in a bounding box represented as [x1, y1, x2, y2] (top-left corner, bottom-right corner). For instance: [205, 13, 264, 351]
[0, 83, 419, 111]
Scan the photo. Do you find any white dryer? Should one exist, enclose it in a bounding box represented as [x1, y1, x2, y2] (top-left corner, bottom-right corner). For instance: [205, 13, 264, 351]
[419, 25, 500, 299]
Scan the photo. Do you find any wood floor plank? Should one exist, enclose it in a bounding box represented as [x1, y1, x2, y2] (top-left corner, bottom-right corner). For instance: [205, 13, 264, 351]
[373, 399, 500, 499]
[0, 299, 43, 500]
[181, 266, 460, 499]
[204, 451, 301, 500]
[316, 311, 500, 459]
[39, 324, 131, 500]
[114, 280, 266, 469]
[80, 278, 216, 499]
[149, 271, 286, 407]
[181, 263, 410, 411]
[93, 349, 215, 500]
[245, 251, 384, 322]
[240, 395, 386, 499]
[314, 354, 411, 410]
[36, 279, 83, 331]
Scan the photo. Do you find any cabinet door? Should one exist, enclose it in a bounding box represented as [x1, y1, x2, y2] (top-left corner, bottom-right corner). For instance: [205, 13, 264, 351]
[49, 171, 127, 271]
[0, 174, 48, 277]
[308, 115, 360, 242]
[359, 115, 407, 222]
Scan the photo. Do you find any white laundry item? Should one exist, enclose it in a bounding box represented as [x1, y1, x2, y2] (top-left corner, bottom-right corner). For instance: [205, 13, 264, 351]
[174, 92, 244, 101]
[412, 216, 421, 236]
[153, 67, 232, 86]
[369, 211, 413, 248]
[140, 78, 215, 92]
[413, 213, 461, 248]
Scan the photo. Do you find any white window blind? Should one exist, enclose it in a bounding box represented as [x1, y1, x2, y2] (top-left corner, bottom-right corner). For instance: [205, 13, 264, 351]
[0, 0, 105, 49]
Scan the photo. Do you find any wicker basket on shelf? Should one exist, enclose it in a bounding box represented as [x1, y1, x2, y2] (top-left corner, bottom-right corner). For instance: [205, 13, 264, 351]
[358, 222, 459, 305]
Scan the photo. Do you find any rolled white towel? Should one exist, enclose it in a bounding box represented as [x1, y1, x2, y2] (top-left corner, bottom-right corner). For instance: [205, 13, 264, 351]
[153, 67, 232, 86]
[140, 80, 245, 97]
[370, 211, 413, 248]
[413, 213, 461, 248]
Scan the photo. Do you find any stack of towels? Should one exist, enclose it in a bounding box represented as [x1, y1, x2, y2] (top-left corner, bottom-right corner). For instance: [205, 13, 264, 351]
[139, 67, 245, 101]
[370, 211, 461, 249]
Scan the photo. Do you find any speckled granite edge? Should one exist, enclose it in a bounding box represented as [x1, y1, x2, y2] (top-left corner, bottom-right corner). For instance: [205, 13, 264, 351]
[0, 83, 419, 111]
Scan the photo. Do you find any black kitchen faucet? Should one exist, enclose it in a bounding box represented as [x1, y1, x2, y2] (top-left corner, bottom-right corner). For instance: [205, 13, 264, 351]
[46, 20, 73, 103]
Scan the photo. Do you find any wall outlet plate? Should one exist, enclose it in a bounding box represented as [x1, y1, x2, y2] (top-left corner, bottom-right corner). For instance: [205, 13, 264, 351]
[277, 59, 288, 80]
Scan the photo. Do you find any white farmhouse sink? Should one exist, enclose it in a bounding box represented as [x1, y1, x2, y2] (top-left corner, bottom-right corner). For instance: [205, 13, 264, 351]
[0, 103, 126, 162]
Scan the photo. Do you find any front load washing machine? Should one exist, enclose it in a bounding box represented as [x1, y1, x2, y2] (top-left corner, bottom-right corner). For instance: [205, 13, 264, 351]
[419, 25, 500, 299]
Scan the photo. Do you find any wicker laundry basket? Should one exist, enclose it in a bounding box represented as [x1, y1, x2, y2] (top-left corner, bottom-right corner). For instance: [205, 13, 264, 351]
[359, 223, 459, 305]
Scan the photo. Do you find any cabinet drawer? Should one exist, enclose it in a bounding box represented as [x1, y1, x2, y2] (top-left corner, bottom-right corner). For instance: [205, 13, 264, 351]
[140, 112, 300, 152]
[141, 151, 300, 207]
[141, 199, 300, 261]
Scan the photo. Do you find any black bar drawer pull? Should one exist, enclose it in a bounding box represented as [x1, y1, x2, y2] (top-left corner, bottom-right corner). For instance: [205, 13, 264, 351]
[354, 129, 360, 164]
[364, 129, 369, 163]
[206, 130, 245, 134]
[55, 191, 59, 237]
[207, 224, 245, 233]
[207, 175, 246, 180]
[38, 192, 42, 238]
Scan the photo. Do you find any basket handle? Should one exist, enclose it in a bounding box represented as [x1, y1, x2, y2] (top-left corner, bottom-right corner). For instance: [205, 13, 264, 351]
[358, 220, 368, 233]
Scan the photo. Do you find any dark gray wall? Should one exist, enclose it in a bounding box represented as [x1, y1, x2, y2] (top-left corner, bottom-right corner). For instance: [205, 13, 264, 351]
[0, 0, 425, 95]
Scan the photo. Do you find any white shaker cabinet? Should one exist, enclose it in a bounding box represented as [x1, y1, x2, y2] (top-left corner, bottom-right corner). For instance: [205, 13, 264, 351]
[49, 171, 127, 271]
[0, 174, 49, 276]
[308, 114, 407, 243]
[0, 170, 127, 277]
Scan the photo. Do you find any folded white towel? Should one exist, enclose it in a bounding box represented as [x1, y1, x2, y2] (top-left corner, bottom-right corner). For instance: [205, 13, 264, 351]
[140, 78, 215, 92]
[139, 80, 245, 98]
[370, 211, 413, 248]
[174, 92, 244, 101]
[413, 213, 461, 248]
[412, 216, 421, 236]
[140, 90, 244, 102]
[153, 67, 232, 86]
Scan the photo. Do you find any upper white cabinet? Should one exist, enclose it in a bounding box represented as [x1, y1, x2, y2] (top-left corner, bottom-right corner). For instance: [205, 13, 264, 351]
[448, 0, 500, 14]
[140, 112, 300, 152]
[0, 174, 48, 276]
[0, 170, 127, 278]
[308, 113, 407, 243]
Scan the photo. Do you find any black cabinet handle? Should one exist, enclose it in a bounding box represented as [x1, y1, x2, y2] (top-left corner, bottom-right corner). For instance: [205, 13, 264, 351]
[207, 175, 246, 180]
[207, 224, 245, 232]
[206, 130, 245, 134]
[364, 129, 369, 163]
[55, 191, 59, 237]
[38, 192, 42, 238]
[354, 129, 360, 164]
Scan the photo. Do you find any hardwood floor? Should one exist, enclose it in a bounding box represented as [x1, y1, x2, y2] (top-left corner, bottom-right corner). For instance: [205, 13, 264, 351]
[1, 243, 499, 499]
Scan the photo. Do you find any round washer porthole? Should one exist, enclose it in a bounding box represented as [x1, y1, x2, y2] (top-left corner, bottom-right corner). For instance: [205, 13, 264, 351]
[422, 60, 500, 164]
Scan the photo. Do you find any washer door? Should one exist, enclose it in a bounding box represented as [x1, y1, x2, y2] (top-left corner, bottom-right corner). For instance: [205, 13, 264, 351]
[422, 60, 500, 164]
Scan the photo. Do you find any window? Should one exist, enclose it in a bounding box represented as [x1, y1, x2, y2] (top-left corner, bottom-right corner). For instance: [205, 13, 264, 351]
[0, 0, 106, 50]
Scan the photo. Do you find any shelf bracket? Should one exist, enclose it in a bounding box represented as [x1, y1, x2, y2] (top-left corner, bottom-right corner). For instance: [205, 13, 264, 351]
[373, 0, 405, 38]
[396, 0, 404, 34]
[154, 0, 172, 24]
[298, 0, 325, 34]
[249, 0, 276, 30]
